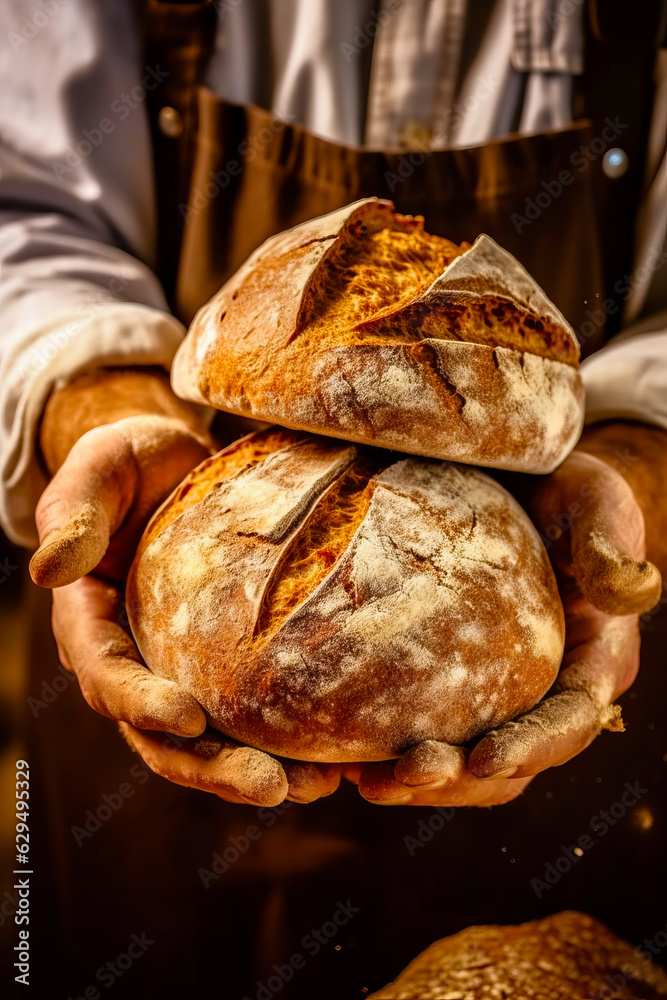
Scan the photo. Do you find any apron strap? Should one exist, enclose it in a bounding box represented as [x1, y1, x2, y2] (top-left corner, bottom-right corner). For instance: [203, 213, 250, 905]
[581, 0, 667, 336]
[143, 0, 217, 303]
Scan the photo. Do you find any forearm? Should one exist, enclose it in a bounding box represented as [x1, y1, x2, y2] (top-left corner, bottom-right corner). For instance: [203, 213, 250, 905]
[39, 368, 211, 475]
[578, 420, 667, 574]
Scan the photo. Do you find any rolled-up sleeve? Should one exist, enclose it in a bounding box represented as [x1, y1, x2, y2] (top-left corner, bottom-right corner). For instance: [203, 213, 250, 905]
[0, 0, 186, 546]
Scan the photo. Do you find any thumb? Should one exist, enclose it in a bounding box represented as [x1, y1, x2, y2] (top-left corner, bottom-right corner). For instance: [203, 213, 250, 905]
[572, 520, 661, 615]
[30, 426, 136, 588]
[569, 460, 661, 615]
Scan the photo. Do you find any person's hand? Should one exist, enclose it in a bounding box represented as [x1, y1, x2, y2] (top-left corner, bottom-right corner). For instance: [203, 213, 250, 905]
[346, 423, 664, 807]
[30, 369, 341, 806]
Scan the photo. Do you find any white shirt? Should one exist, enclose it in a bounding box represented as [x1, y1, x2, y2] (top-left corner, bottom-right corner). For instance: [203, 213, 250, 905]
[0, 0, 665, 545]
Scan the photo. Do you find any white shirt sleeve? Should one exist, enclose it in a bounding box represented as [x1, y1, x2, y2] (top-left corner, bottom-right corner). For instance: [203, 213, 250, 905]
[581, 317, 667, 431]
[0, 1, 187, 546]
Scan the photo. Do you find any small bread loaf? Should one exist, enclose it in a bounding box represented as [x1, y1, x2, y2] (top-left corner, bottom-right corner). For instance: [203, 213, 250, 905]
[127, 428, 564, 762]
[368, 911, 667, 999]
[172, 198, 583, 474]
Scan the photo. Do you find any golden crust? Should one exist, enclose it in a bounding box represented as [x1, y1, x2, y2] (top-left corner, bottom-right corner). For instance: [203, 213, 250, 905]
[172, 198, 583, 474]
[127, 429, 564, 762]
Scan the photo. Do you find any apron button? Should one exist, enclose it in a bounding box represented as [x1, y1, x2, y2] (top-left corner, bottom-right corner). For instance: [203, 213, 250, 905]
[602, 147, 629, 179]
[158, 106, 184, 139]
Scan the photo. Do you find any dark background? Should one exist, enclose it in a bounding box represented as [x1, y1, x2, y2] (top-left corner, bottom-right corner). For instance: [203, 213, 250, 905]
[1, 541, 664, 999]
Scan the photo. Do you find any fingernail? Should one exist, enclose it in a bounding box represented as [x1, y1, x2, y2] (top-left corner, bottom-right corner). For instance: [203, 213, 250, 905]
[366, 793, 413, 805]
[478, 766, 518, 781]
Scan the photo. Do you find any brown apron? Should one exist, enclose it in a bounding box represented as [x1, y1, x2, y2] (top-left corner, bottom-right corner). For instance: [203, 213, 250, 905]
[144, 1, 663, 356]
[24, 4, 666, 999]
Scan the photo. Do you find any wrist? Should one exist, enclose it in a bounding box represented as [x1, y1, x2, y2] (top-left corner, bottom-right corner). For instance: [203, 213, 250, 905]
[39, 367, 210, 474]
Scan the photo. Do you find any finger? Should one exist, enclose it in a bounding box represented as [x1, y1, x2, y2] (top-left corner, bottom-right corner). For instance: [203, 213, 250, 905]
[30, 426, 136, 587]
[560, 607, 641, 700]
[355, 762, 414, 805]
[120, 724, 288, 806]
[469, 690, 623, 780]
[52, 577, 206, 737]
[470, 603, 639, 781]
[354, 760, 533, 807]
[30, 417, 210, 588]
[282, 762, 342, 803]
[394, 740, 466, 788]
[530, 452, 661, 615]
[572, 517, 661, 616]
[30, 498, 111, 589]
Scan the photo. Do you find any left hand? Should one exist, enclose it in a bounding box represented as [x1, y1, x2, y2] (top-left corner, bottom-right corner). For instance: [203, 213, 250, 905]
[345, 428, 663, 807]
[31, 369, 342, 807]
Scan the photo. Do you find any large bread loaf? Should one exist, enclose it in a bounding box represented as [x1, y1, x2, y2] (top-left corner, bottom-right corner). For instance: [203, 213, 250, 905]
[127, 428, 564, 762]
[172, 198, 584, 474]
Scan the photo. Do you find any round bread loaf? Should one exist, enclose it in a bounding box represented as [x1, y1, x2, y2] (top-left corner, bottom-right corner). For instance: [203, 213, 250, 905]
[368, 911, 667, 999]
[127, 428, 565, 762]
[172, 198, 584, 474]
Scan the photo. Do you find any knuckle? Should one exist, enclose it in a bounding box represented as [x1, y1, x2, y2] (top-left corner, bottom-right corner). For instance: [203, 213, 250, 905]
[77, 668, 108, 716]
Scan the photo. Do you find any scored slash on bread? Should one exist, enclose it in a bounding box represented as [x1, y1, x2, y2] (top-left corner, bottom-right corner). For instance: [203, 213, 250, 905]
[172, 198, 584, 474]
[127, 428, 564, 763]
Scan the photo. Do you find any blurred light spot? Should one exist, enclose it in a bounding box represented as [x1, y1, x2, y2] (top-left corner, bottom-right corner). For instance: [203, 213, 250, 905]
[633, 806, 654, 831]
[602, 147, 629, 178]
[574, 847, 584, 857]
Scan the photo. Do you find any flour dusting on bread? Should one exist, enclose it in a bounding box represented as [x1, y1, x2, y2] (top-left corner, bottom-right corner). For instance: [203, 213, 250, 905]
[128, 430, 565, 762]
[172, 197, 583, 473]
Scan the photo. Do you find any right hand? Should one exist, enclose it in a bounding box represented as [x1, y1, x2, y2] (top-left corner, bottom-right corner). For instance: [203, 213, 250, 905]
[30, 374, 341, 807]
